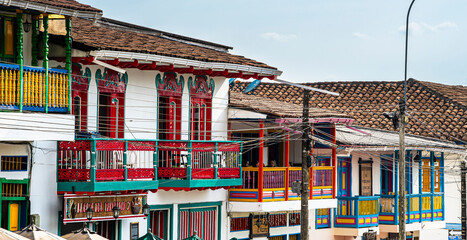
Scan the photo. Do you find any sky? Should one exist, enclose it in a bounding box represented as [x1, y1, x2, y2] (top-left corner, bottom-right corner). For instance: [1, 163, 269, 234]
[79, 0, 467, 86]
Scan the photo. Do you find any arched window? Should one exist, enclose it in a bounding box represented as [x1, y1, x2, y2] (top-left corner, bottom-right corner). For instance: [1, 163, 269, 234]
[96, 69, 127, 138]
[71, 64, 90, 133]
[73, 96, 82, 132]
[189, 76, 213, 141]
[156, 73, 183, 140]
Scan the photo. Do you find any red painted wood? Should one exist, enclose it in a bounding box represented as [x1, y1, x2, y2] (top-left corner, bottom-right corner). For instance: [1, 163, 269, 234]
[285, 133, 290, 201]
[192, 168, 215, 179]
[96, 169, 125, 181]
[259, 120, 264, 202]
[225, 71, 243, 78]
[58, 169, 90, 181]
[138, 61, 157, 70]
[332, 125, 337, 199]
[209, 69, 228, 77]
[155, 64, 174, 72]
[217, 168, 241, 178]
[157, 167, 187, 179]
[173, 66, 194, 74]
[127, 168, 155, 179]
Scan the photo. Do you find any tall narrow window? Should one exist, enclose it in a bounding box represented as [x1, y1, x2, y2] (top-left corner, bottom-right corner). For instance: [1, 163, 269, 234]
[156, 73, 183, 140]
[359, 158, 373, 196]
[189, 76, 214, 140]
[71, 64, 90, 133]
[0, 17, 15, 62]
[73, 96, 82, 132]
[96, 69, 127, 138]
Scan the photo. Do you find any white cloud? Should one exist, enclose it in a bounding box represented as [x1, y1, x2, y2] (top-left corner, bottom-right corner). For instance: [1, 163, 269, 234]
[261, 32, 297, 42]
[398, 21, 458, 35]
[353, 32, 369, 38]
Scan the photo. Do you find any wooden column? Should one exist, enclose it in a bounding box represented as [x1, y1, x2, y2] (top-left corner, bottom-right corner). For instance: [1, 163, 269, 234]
[31, 16, 38, 66]
[332, 124, 337, 199]
[16, 10, 24, 112]
[65, 17, 72, 114]
[228, 122, 232, 140]
[285, 133, 290, 201]
[258, 120, 264, 202]
[42, 14, 49, 113]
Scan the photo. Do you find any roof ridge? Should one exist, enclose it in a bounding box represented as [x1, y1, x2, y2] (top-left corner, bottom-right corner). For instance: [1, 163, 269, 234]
[409, 79, 467, 111]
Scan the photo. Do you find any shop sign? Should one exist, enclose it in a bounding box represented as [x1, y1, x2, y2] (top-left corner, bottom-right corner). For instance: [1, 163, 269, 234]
[249, 213, 269, 239]
[63, 194, 147, 223]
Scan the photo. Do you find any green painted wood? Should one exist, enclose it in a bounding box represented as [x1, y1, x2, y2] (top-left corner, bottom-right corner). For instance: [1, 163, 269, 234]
[65, 17, 72, 114]
[158, 178, 242, 189]
[187, 141, 192, 181]
[214, 142, 218, 178]
[57, 180, 159, 193]
[90, 140, 96, 184]
[16, 11, 24, 112]
[42, 15, 49, 113]
[31, 16, 38, 66]
[124, 141, 128, 181]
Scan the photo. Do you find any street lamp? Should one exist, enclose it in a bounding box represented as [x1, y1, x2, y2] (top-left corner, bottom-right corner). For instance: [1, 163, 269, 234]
[86, 207, 93, 229]
[112, 205, 120, 219]
[143, 203, 150, 218]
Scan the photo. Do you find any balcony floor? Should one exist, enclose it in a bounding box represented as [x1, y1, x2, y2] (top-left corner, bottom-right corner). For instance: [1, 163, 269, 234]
[158, 178, 242, 191]
[228, 198, 337, 212]
[57, 180, 158, 194]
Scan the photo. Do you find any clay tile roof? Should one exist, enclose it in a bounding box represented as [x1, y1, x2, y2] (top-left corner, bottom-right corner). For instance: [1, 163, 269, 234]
[230, 91, 349, 119]
[230, 79, 467, 143]
[69, 17, 276, 70]
[11, 0, 102, 13]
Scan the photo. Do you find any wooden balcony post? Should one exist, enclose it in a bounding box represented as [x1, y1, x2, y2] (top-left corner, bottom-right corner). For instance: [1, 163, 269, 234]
[154, 141, 158, 180]
[90, 140, 96, 184]
[285, 133, 289, 201]
[42, 14, 49, 113]
[332, 125, 337, 199]
[65, 17, 72, 114]
[214, 142, 218, 179]
[309, 166, 313, 200]
[123, 141, 128, 181]
[258, 120, 264, 202]
[430, 151, 435, 221]
[31, 16, 38, 66]
[16, 10, 24, 112]
[187, 141, 192, 181]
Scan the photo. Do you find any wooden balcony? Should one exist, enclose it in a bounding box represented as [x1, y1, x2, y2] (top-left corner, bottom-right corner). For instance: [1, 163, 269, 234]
[0, 63, 69, 113]
[335, 196, 380, 228]
[228, 166, 334, 202]
[56, 139, 242, 194]
[379, 193, 444, 225]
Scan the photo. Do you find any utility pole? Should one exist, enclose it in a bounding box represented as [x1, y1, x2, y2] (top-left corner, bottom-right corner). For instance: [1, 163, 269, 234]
[400, 1, 415, 240]
[462, 160, 466, 240]
[398, 99, 407, 240]
[301, 89, 310, 240]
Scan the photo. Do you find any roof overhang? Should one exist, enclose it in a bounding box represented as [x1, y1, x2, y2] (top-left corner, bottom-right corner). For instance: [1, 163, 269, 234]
[336, 125, 467, 155]
[0, 0, 103, 19]
[89, 50, 282, 77]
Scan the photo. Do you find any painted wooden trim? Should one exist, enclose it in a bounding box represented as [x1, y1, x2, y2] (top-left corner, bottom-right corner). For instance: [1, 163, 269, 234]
[258, 120, 264, 202]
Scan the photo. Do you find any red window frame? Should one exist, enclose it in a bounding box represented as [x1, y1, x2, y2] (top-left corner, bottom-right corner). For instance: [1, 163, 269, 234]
[189, 76, 214, 141]
[157, 72, 183, 140]
[96, 69, 127, 139]
[71, 64, 90, 132]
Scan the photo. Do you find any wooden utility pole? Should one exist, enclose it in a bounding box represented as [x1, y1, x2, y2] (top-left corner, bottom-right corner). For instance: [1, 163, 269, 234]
[462, 160, 466, 240]
[301, 89, 310, 240]
[400, 1, 415, 239]
[398, 100, 406, 240]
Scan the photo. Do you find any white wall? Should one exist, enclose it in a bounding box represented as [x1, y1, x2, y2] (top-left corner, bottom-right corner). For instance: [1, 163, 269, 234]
[0, 143, 30, 180]
[29, 141, 61, 233]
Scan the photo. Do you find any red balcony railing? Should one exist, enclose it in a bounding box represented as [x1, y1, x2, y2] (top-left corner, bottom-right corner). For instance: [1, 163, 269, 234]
[229, 166, 335, 202]
[57, 139, 242, 193]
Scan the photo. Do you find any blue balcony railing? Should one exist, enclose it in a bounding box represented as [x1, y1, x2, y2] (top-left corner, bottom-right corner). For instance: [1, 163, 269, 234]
[335, 196, 380, 228]
[379, 193, 444, 224]
[0, 63, 69, 113]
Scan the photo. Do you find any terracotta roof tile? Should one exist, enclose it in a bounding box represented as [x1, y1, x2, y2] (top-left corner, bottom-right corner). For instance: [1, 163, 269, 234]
[18, 0, 102, 12]
[68, 17, 275, 70]
[230, 79, 467, 143]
